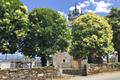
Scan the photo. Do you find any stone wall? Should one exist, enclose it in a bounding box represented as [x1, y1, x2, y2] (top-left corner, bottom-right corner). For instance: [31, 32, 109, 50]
[0, 67, 59, 80]
[86, 63, 120, 75]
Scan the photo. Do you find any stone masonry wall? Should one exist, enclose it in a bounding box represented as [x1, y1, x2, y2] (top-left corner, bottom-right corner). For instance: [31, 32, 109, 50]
[0, 67, 59, 80]
[87, 63, 120, 75]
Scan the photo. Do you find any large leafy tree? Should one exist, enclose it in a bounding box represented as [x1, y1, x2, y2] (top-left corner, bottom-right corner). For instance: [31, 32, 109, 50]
[0, 0, 29, 54]
[71, 13, 114, 63]
[107, 8, 120, 62]
[20, 8, 71, 66]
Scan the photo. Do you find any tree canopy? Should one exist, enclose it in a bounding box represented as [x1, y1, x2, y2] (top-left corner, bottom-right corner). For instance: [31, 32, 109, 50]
[107, 8, 120, 62]
[20, 8, 71, 57]
[0, 0, 29, 54]
[71, 13, 114, 59]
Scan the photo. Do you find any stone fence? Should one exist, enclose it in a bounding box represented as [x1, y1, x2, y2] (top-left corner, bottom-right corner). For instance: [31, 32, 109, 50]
[85, 63, 120, 75]
[0, 67, 59, 80]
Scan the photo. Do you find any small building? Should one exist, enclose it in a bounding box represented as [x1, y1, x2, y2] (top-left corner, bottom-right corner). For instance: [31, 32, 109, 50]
[53, 52, 84, 69]
[53, 52, 84, 75]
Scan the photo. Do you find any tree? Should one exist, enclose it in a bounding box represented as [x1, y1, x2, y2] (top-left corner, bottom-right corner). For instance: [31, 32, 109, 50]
[107, 8, 120, 62]
[0, 0, 29, 54]
[20, 8, 71, 66]
[71, 13, 114, 63]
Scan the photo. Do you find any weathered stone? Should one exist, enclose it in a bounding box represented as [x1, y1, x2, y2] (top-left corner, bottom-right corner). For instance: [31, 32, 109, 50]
[0, 67, 59, 79]
[87, 63, 120, 75]
[53, 52, 73, 68]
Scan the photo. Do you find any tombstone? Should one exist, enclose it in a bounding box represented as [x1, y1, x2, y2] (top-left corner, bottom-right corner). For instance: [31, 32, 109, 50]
[53, 52, 73, 68]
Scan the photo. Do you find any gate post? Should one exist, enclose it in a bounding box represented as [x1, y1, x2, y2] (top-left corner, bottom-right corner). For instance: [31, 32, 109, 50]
[81, 64, 87, 76]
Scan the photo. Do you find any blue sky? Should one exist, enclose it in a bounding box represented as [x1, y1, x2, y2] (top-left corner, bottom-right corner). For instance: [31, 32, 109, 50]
[20, 0, 120, 16]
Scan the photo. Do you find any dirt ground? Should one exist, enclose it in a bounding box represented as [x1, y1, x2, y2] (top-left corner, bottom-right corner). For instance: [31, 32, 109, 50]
[49, 71, 120, 80]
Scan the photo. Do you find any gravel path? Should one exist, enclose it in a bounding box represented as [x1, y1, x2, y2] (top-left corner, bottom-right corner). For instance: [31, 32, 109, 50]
[65, 71, 120, 80]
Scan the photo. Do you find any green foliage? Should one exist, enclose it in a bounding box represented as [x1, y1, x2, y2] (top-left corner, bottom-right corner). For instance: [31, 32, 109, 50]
[0, 0, 29, 54]
[20, 8, 71, 57]
[115, 62, 120, 65]
[107, 8, 120, 51]
[71, 13, 114, 59]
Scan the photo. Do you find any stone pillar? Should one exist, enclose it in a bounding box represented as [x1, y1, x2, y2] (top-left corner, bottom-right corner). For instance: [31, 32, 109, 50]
[82, 64, 87, 76]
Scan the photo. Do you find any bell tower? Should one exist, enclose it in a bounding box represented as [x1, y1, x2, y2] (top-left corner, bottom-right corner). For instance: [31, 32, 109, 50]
[68, 2, 83, 27]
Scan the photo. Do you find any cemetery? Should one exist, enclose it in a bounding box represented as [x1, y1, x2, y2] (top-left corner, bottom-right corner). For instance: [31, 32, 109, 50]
[0, 0, 120, 80]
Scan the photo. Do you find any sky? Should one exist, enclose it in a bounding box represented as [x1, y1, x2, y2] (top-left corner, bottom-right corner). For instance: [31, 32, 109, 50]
[20, 0, 120, 17]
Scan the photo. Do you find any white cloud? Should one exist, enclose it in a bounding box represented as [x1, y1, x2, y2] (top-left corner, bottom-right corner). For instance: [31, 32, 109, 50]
[69, 5, 81, 12]
[90, 0, 95, 3]
[58, 11, 68, 19]
[80, 3, 86, 8]
[85, 9, 94, 13]
[94, 1, 111, 13]
[79, 1, 90, 8]
[69, 6, 75, 11]
[96, 1, 111, 7]
[94, 6, 110, 13]
[84, 1, 90, 6]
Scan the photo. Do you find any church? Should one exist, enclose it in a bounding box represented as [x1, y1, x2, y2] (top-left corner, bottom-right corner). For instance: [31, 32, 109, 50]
[68, 3, 83, 27]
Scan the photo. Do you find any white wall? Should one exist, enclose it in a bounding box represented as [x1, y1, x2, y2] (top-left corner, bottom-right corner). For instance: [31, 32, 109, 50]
[0, 62, 11, 69]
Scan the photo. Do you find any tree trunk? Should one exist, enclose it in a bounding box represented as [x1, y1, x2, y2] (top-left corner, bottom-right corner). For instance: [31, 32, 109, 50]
[88, 55, 93, 63]
[107, 54, 109, 63]
[41, 54, 47, 67]
[118, 50, 120, 62]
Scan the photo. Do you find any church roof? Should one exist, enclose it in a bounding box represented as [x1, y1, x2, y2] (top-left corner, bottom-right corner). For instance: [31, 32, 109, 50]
[68, 3, 83, 21]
